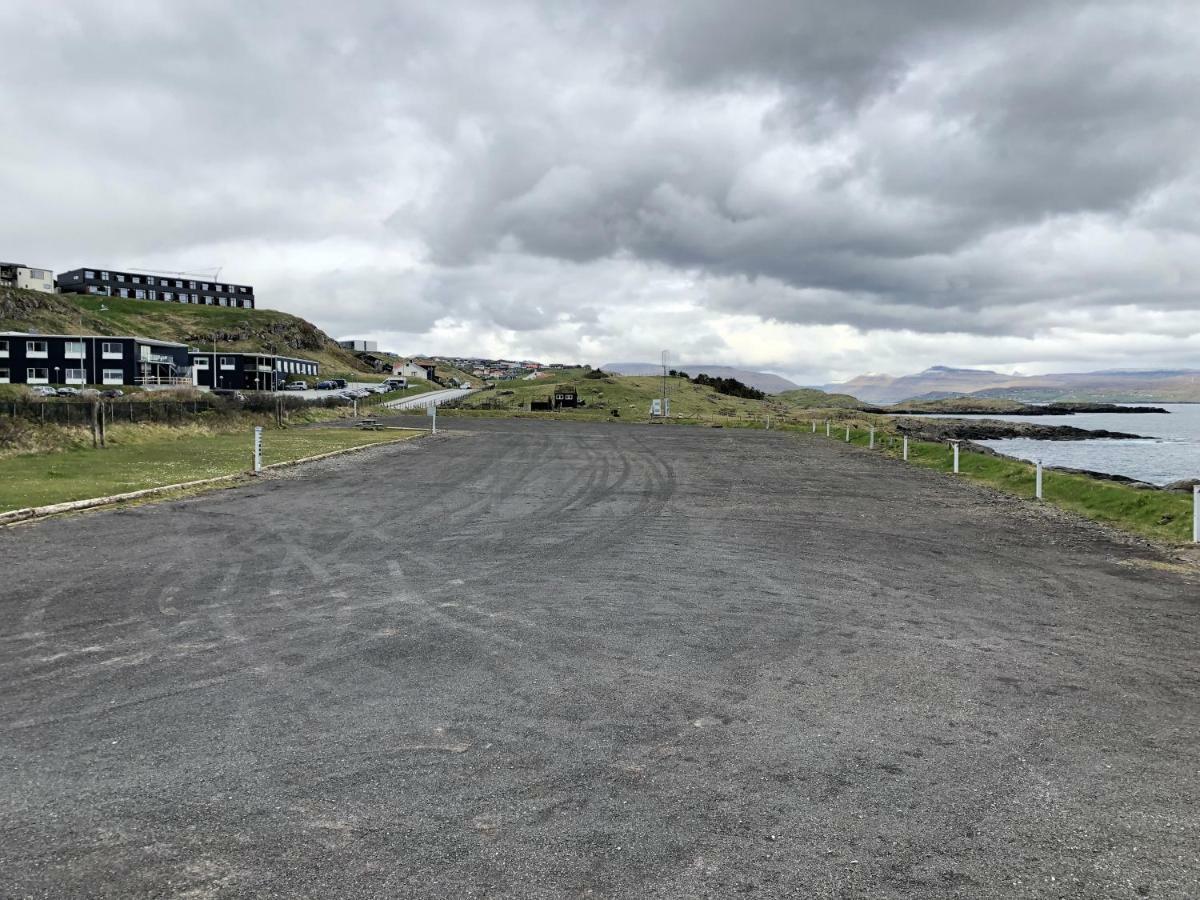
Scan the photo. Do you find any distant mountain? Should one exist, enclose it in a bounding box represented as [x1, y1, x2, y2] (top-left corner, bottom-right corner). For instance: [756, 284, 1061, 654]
[603, 362, 801, 394]
[825, 365, 1200, 404]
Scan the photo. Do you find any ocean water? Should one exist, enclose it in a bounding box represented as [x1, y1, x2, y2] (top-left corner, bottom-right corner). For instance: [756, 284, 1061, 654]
[912, 404, 1200, 486]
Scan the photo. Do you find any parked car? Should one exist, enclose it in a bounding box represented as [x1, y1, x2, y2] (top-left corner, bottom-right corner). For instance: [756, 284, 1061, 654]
[101, 389, 124, 398]
[30, 386, 57, 397]
[382, 377, 407, 391]
[55, 387, 81, 397]
[284, 381, 307, 391]
[211, 388, 247, 402]
[315, 380, 338, 390]
[79, 388, 101, 397]
[332, 379, 348, 389]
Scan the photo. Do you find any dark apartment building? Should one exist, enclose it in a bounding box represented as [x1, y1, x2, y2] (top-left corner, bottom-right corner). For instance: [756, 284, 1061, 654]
[188, 351, 318, 391]
[56, 268, 256, 309]
[0, 332, 191, 387]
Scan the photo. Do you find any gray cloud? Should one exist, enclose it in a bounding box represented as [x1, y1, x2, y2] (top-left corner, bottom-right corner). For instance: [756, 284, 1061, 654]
[0, 0, 1197, 379]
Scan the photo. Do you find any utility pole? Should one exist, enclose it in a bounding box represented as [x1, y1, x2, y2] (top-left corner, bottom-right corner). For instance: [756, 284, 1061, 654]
[661, 349, 670, 418]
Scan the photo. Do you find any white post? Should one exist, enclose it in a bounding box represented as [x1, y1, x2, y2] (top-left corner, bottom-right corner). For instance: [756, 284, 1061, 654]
[845, 426, 850, 442]
[812, 420, 816, 433]
[1036, 460, 1043, 500]
[353, 398, 358, 417]
[869, 426, 875, 449]
[253, 426, 263, 473]
[952, 441, 960, 474]
[1193, 485, 1198, 543]
[903, 435, 909, 461]
[825, 420, 830, 437]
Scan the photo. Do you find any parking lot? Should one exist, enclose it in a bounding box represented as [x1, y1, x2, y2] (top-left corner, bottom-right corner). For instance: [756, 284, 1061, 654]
[2, 418, 1198, 897]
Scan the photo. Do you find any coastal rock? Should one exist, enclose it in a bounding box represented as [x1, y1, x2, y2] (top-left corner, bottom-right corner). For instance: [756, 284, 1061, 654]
[893, 417, 1148, 442]
[1163, 478, 1200, 493]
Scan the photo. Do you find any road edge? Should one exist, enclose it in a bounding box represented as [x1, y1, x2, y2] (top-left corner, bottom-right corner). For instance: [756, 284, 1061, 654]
[0, 431, 425, 527]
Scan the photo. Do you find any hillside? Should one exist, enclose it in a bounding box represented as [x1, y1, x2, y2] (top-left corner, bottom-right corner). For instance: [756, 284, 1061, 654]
[0, 288, 373, 378]
[602, 362, 801, 394]
[826, 364, 1200, 404]
[459, 370, 776, 420]
[777, 387, 872, 410]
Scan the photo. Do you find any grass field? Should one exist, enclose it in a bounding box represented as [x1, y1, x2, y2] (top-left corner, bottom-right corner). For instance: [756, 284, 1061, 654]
[0, 427, 421, 513]
[809, 424, 1196, 544]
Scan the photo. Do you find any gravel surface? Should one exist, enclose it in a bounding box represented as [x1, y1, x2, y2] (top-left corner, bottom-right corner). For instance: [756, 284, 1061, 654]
[2, 418, 1198, 898]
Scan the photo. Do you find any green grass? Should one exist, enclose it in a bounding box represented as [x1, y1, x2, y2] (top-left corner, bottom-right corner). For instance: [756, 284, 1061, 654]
[0, 288, 372, 377]
[0, 427, 421, 513]
[810, 425, 1195, 544]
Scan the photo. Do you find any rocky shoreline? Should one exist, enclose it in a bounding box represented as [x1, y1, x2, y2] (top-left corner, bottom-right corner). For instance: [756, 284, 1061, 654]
[892, 416, 1149, 442]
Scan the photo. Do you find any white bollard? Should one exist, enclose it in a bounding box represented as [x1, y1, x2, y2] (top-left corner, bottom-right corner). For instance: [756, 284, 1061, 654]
[902, 435, 909, 461]
[845, 426, 850, 442]
[253, 425, 263, 473]
[1036, 459, 1043, 500]
[812, 420, 817, 433]
[952, 441, 960, 474]
[825, 421, 831, 437]
[869, 426, 875, 449]
[1194, 485, 1199, 543]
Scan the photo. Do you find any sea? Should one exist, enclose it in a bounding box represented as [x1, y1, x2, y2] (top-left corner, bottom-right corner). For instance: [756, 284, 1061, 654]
[913, 404, 1200, 486]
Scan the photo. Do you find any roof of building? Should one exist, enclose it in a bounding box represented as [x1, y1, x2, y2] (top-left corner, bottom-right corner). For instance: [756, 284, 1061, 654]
[188, 349, 319, 363]
[0, 330, 188, 348]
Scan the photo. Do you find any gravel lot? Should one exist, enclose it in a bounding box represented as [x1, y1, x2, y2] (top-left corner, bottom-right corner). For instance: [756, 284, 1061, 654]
[2, 418, 1198, 898]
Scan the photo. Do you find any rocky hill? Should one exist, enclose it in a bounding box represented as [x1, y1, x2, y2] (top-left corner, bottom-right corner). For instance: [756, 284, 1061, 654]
[0, 287, 372, 377]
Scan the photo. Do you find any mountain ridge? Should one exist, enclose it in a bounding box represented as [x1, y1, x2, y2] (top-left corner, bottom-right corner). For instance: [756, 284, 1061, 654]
[825, 366, 1200, 404]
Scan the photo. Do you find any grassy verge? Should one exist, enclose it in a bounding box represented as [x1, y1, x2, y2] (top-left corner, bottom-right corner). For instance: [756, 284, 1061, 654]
[810, 425, 1195, 545]
[0, 427, 421, 513]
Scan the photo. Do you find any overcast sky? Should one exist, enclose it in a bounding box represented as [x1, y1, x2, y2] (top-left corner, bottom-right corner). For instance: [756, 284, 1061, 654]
[2, 1, 1198, 383]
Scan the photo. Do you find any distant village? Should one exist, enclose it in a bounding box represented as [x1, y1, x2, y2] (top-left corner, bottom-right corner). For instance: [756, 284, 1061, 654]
[337, 340, 576, 387]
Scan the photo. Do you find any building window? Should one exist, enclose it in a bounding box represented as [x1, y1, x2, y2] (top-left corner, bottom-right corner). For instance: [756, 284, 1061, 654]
[118, 289, 130, 298]
[85, 270, 95, 279]
[100, 271, 110, 280]
[102, 342, 123, 358]
[239, 287, 248, 293]
[66, 368, 86, 384]
[26, 340, 48, 357]
[220, 357, 235, 370]
[189, 280, 196, 289]
[191, 293, 199, 302]
[116, 273, 125, 282]
[175, 280, 183, 288]
[0, 340, 7, 357]
[147, 277, 155, 286]
[131, 275, 141, 284]
[102, 369, 123, 385]
[148, 290, 157, 300]
[64, 341, 86, 358]
[27, 368, 49, 384]
[204, 295, 214, 304]
[215, 283, 223, 292]
[0, 368, 8, 384]
[201, 282, 210, 290]
[134, 289, 146, 299]
[193, 356, 209, 369]
[162, 292, 174, 301]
